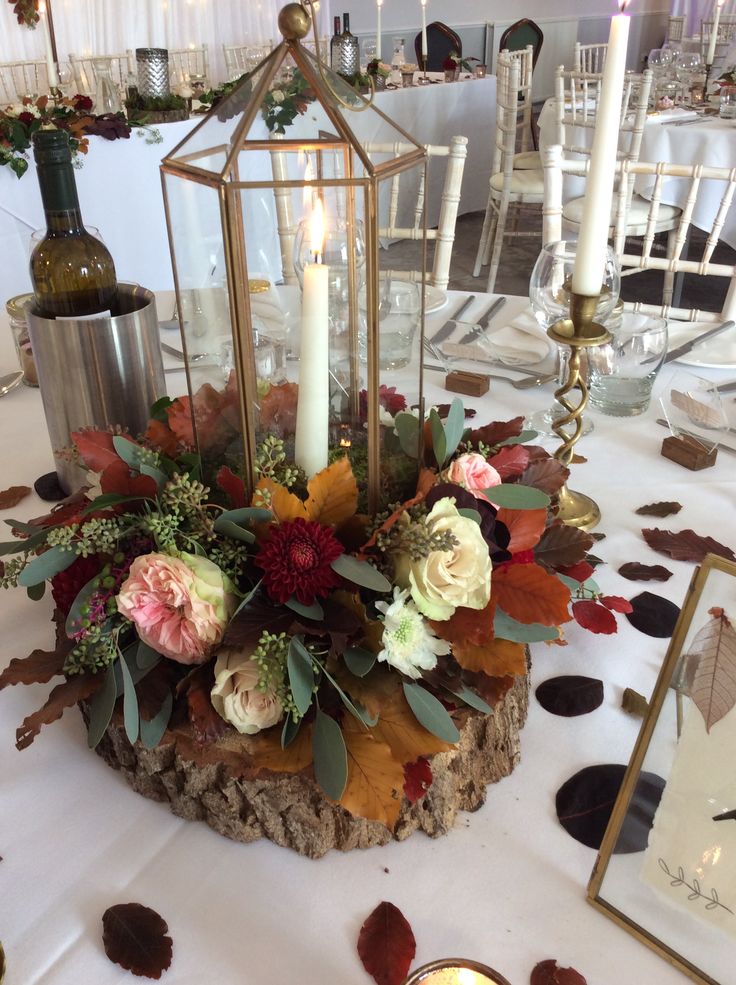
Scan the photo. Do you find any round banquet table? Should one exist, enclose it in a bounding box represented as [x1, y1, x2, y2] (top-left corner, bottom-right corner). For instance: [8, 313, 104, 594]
[1, 290, 736, 984]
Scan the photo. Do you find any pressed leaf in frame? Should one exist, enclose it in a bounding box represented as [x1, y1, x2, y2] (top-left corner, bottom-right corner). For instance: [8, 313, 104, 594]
[686, 608, 736, 732]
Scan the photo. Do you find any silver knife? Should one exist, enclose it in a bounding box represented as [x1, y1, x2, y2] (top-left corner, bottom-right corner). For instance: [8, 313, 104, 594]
[458, 296, 507, 344]
[430, 295, 476, 345]
[716, 378, 736, 394]
[656, 418, 736, 455]
[663, 320, 735, 364]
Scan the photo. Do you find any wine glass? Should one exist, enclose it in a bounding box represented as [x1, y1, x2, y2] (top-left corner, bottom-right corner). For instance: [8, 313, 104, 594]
[526, 240, 621, 436]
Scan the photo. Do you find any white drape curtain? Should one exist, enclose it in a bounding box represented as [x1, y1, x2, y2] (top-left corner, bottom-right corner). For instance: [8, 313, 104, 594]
[670, 0, 723, 37]
[0, 0, 331, 85]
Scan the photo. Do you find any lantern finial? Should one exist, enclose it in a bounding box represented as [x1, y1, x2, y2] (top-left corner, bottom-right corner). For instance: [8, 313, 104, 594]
[278, 3, 312, 41]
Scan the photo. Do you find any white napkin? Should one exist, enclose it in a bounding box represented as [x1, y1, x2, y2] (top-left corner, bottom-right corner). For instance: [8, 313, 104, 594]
[650, 108, 700, 124]
[479, 310, 553, 365]
[252, 290, 287, 338]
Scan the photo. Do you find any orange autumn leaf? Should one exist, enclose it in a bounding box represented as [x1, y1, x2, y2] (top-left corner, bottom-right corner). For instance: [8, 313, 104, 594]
[144, 418, 180, 458]
[371, 687, 454, 764]
[260, 381, 298, 433]
[332, 663, 398, 719]
[305, 457, 358, 526]
[248, 723, 313, 774]
[452, 637, 527, 677]
[340, 715, 406, 829]
[497, 507, 548, 554]
[492, 563, 572, 626]
[253, 477, 308, 523]
[429, 600, 496, 647]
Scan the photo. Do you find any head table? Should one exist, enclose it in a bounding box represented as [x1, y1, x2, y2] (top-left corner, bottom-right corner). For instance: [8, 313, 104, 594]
[2, 290, 735, 984]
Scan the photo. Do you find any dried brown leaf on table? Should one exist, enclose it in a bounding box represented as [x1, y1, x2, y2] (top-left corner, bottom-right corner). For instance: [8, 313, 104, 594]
[0, 644, 68, 690]
[0, 485, 31, 510]
[102, 902, 173, 980]
[618, 562, 673, 582]
[534, 521, 595, 570]
[635, 501, 683, 518]
[686, 607, 736, 732]
[642, 528, 736, 564]
[357, 901, 416, 985]
[589, 531, 606, 541]
[626, 591, 681, 638]
[621, 687, 649, 718]
[531, 958, 587, 985]
[535, 676, 604, 717]
[570, 453, 587, 464]
[16, 673, 101, 749]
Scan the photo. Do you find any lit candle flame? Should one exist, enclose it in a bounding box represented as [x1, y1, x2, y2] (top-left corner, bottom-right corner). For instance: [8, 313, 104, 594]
[310, 198, 326, 260]
[619, 0, 630, 11]
[38, 0, 46, 12]
[457, 970, 477, 985]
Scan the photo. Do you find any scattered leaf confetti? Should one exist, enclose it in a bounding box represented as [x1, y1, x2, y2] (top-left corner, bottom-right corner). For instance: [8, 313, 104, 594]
[102, 902, 173, 980]
[635, 501, 682, 518]
[357, 901, 416, 985]
[626, 591, 680, 638]
[618, 562, 673, 582]
[535, 676, 604, 717]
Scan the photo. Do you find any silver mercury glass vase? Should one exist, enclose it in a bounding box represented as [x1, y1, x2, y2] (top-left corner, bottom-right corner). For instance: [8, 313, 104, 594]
[332, 33, 359, 78]
[136, 47, 170, 98]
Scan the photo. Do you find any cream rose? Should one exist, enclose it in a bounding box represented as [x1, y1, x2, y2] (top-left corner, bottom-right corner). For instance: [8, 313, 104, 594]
[211, 647, 284, 734]
[399, 497, 491, 621]
[445, 452, 502, 504]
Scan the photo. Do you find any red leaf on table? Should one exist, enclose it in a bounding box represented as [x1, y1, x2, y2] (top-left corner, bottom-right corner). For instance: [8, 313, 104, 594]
[599, 595, 633, 614]
[102, 902, 173, 980]
[520, 457, 570, 496]
[559, 561, 594, 584]
[0, 644, 68, 690]
[572, 600, 617, 634]
[531, 958, 587, 985]
[635, 501, 682, 518]
[534, 522, 594, 570]
[486, 444, 530, 479]
[16, 673, 102, 749]
[468, 416, 524, 448]
[618, 562, 673, 582]
[0, 485, 31, 510]
[642, 527, 736, 564]
[357, 901, 416, 985]
[216, 465, 246, 509]
[71, 429, 121, 472]
[626, 591, 680, 638]
[403, 757, 433, 803]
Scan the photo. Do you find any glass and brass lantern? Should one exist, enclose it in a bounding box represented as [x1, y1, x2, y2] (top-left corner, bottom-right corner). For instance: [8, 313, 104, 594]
[160, 2, 429, 512]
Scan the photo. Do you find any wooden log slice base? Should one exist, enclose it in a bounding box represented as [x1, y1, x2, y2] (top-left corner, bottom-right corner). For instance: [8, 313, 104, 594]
[90, 673, 529, 859]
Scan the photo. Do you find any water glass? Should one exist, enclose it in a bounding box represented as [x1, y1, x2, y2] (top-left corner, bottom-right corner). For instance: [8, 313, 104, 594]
[720, 86, 736, 119]
[379, 280, 420, 370]
[475, 64, 487, 79]
[362, 39, 378, 69]
[588, 313, 668, 416]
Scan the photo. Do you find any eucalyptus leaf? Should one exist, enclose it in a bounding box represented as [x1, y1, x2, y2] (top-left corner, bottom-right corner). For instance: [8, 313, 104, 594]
[281, 713, 301, 748]
[286, 596, 324, 620]
[458, 508, 482, 524]
[442, 398, 465, 462]
[213, 518, 255, 544]
[136, 640, 161, 671]
[498, 428, 539, 446]
[140, 462, 168, 491]
[287, 636, 315, 716]
[17, 545, 77, 587]
[140, 690, 173, 749]
[318, 660, 376, 728]
[27, 581, 45, 602]
[217, 507, 273, 526]
[402, 681, 460, 743]
[344, 645, 377, 677]
[312, 710, 348, 800]
[119, 649, 140, 745]
[394, 411, 420, 458]
[4, 518, 39, 533]
[0, 529, 49, 558]
[80, 492, 152, 515]
[331, 554, 391, 593]
[112, 435, 145, 470]
[65, 571, 101, 638]
[494, 607, 560, 642]
[557, 573, 584, 593]
[482, 483, 550, 509]
[233, 579, 263, 617]
[446, 684, 493, 714]
[87, 663, 119, 748]
[429, 408, 447, 467]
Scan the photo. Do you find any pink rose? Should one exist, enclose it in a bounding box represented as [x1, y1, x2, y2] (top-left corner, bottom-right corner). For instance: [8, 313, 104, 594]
[446, 452, 502, 504]
[117, 552, 236, 664]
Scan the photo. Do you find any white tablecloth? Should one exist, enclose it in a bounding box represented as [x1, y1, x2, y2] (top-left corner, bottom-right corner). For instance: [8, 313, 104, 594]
[2, 292, 736, 984]
[538, 98, 736, 249]
[0, 76, 496, 305]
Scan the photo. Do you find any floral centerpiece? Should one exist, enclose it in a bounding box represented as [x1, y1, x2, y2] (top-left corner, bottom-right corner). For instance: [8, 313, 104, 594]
[0, 381, 624, 849]
[442, 51, 479, 78]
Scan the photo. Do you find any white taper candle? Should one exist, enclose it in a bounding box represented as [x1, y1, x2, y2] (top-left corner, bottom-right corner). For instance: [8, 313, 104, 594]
[38, 1, 59, 89]
[421, 0, 428, 62]
[376, 0, 383, 60]
[707, 0, 725, 67]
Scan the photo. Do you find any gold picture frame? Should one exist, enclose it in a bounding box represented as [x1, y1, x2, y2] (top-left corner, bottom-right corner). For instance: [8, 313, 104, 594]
[588, 553, 736, 985]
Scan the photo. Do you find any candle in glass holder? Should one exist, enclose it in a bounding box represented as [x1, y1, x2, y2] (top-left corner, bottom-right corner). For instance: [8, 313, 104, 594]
[401, 959, 512, 985]
[38, 0, 59, 89]
[571, 1, 630, 298]
[294, 199, 330, 477]
[707, 0, 725, 66]
[421, 0, 428, 63]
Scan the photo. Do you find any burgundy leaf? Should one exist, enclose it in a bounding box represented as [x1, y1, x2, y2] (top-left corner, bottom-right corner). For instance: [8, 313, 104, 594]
[0, 645, 68, 690]
[635, 501, 682, 518]
[556, 764, 665, 852]
[618, 562, 673, 582]
[403, 757, 433, 803]
[357, 901, 416, 985]
[468, 416, 524, 448]
[572, 600, 617, 635]
[102, 902, 173, 979]
[531, 959, 588, 985]
[626, 591, 680, 638]
[559, 561, 594, 583]
[487, 444, 530, 479]
[520, 457, 570, 496]
[535, 676, 603, 717]
[16, 673, 102, 750]
[222, 591, 295, 649]
[599, 595, 633, 614]
[216, 465, 246, 508]
[535, 523, 594, 570]
[642, 527, 735, 564]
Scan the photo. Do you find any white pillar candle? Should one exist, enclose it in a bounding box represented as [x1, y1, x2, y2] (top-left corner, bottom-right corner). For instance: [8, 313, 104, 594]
[707, 0, 725, 67]
[376, 0, 383, 60]
[294, 199, 330, 477]
[421, 0, 428, 62]
[38, 1, 59, 89]
[571, 2, 630, 297]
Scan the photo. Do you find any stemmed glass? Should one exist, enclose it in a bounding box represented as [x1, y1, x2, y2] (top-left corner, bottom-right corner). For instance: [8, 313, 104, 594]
[526, 240, 621, 436]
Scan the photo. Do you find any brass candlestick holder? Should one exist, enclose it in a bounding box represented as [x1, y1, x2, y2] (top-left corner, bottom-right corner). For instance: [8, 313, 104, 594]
[547, 291, 612, 530]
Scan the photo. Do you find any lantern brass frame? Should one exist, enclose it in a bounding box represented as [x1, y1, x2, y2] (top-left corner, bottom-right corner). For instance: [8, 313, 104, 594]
[159, 7, 428, 514]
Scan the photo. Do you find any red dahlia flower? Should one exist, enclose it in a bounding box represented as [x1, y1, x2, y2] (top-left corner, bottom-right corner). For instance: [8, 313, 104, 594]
[255, 518, 344, 605]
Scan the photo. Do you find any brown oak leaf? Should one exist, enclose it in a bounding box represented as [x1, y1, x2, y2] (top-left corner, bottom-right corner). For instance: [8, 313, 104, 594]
[520, 456, 570, 495]
[0, 485, 31, 510]
[102, 902, 172, 980]
[341, 715, 406, 830]
[0, 644, 68, 690]
[357, 901, 416, 985]
[635, 501, 682, 518]
[531, 958, 587, 985]
[305, 456, 358, 525]
[618, 562, 673, 582]
[534, 522, 594, 569]
[642, 528, 736, 564]
[493, 563, 572, 626]
[452, 637, 527, 677]
[16, 673, 102, 749]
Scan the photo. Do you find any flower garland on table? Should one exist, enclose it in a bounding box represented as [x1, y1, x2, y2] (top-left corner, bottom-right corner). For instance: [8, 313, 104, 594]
[200, 68, 317, 134]
[0, 94, 135, 178]
[0, 387, 627, 829]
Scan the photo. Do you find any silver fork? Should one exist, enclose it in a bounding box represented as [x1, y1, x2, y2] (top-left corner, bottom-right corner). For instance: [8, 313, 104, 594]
[424, 360, 555, 389]
[161, 342, 210, 363]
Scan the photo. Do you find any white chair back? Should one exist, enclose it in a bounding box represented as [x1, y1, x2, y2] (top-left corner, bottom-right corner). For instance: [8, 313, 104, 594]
[667, 15, 686, 43]
[223, 42, 272, 80]
[701, 15, 736, 48]
[68, 52, 134, 95]
[169, 44, 209, 84]
[500, 45, 534, 154]
[0, 59, 50, 102]
[574, 42, 608, 74]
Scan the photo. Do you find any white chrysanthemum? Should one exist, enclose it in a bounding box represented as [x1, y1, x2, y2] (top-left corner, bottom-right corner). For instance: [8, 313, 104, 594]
[375, 587, 450, 679]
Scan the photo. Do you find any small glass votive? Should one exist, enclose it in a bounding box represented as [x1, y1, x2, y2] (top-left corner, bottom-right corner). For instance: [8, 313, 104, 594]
[401, 958, 512, 984]
[474, 64, 487, 79]
[588, 312, 668, 416]
[377, 279, 421, 370]
[401, 66, 415, 87]
[6, 293, 39, 387]
[720, 85, 736, 119]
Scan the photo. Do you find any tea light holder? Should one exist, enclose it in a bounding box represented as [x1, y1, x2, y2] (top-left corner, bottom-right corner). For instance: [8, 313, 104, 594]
[401, 958, 512, 984]
[547, 291, 612, 530]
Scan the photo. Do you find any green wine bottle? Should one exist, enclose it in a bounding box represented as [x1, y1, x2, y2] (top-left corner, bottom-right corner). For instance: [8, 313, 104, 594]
[30, 130, 118, 318]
